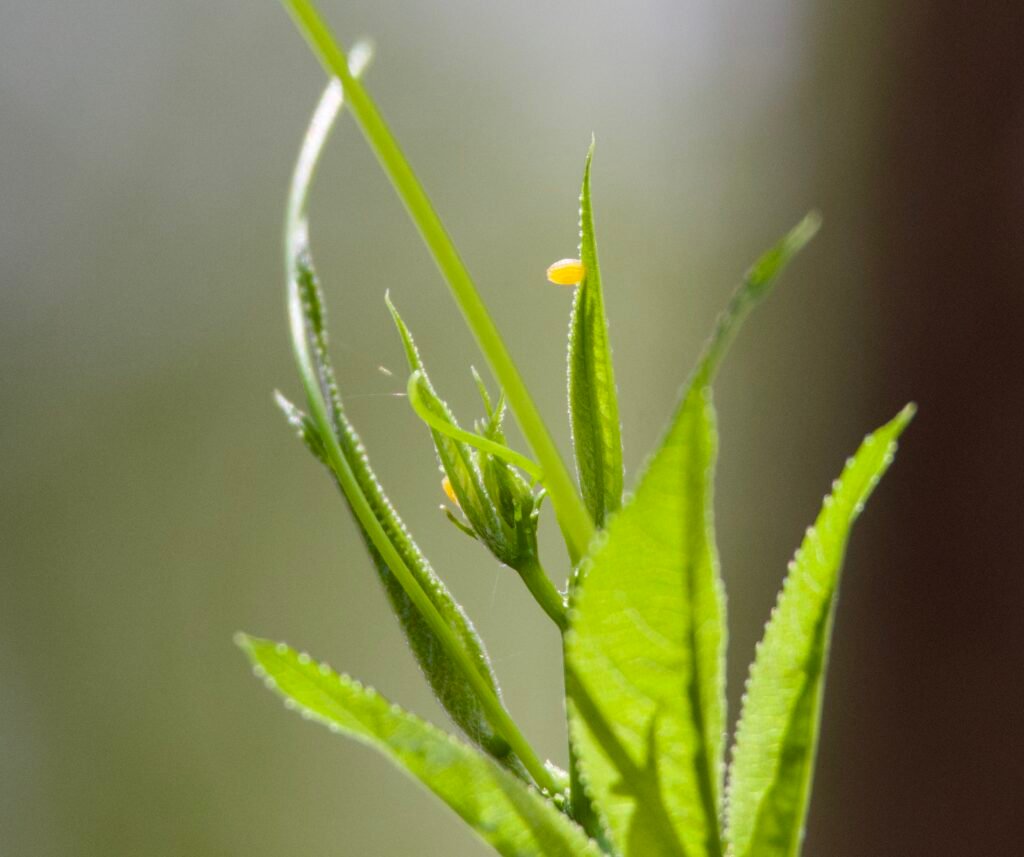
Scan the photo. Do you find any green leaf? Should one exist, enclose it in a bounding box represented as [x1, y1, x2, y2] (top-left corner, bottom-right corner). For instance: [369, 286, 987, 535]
[565, 384, 725, 857]
[238, 636, 602, 857]
[281, 76, 528, 777]
[568, 142, 623, 529]
[565, 216, 821, 857]
[725, 404, 915, 857]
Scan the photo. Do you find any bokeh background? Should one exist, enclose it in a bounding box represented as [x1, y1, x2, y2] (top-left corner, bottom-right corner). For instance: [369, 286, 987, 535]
[2, 1, 1022, 855]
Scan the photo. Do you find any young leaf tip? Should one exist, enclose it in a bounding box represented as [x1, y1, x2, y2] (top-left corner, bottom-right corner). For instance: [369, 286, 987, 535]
[881, 402, 916, 450]
[898, 400, 918, 425]
[879, 401, 917, 445]
[784, 210, 823, 252]
[272, 389, 296, 420]
[745, 210, 822, 292]
[348, 37, 375, 73]
[795, 208, 823, 237]
[583, 135, 596, 178]
[235, 633, 271, 669]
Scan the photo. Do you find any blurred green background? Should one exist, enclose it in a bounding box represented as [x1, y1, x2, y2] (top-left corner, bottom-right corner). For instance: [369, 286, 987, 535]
[4, 2, 1022, 855]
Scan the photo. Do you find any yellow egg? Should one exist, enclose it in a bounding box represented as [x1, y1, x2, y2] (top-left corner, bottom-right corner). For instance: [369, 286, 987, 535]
[546, 258, 585, 286]
[441, 475, 460, 507]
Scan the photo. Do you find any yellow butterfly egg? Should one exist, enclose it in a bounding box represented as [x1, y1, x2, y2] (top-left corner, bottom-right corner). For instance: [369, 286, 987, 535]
[441, 475, 460, 508]
[546, 258, 585, 286]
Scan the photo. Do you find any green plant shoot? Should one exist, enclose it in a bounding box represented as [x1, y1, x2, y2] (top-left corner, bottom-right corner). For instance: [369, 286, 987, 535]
[238, 5, 915, 856]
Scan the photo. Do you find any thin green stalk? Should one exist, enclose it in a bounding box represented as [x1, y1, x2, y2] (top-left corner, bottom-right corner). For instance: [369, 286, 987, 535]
[516, 558, 569, 632]
[280, 0, 595, 565]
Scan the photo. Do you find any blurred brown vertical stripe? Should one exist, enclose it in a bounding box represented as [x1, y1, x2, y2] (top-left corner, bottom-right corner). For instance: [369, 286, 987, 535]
[868, 2, 1024, 854]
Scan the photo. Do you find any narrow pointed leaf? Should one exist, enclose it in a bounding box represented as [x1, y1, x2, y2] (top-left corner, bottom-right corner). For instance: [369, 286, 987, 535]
[565, 216, 820, 857]
[238, 636, 602, 857]
[725, 405, 915, 857]
[568, 143, 623, 529]
[282, 76, 525, 774]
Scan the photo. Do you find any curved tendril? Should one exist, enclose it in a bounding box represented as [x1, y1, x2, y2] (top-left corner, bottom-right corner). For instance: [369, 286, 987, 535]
[406, 372, 545, 483]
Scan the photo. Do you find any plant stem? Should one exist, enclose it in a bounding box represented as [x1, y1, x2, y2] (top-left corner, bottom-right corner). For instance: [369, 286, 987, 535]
[516, 558, 568, 631]
[280, 0, 595, 565]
